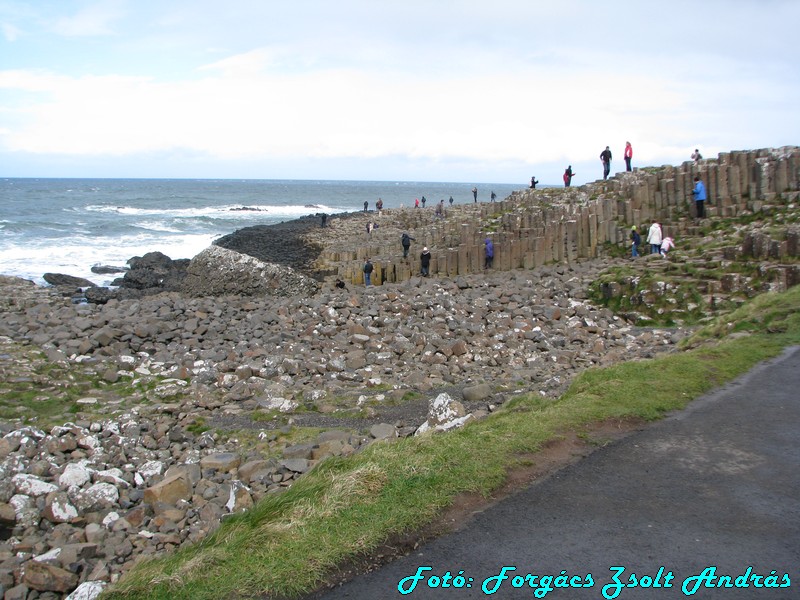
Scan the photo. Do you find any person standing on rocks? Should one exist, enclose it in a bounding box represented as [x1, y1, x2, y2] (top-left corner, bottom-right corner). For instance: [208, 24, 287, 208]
[363, 258, 374, 286]
[491, 191, 497, 202]
[647, 221, 663, 255]
[600, 146, 612, 180]
[420, 247, 431, 277]
[630, 226, 641, 258]
[363, 201, 369, 212]
[376, 198, 383, 213]
[401, 232, 415, 258]
[484, 237, 494, 269]
[624, 141, 633, 172]
[563, 166, 575, 187]
[449, 196, 454, 206]
[530, 176, 539, 189]
[692, 148, 703, 163]
[692, 175, 707, 218]
[320, 213, 327, 228]
[472, 187, 478, 202]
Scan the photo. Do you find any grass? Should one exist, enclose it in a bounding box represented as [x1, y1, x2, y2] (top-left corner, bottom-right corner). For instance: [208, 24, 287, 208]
[0, 344, 177, 427]
[103, 284, 800, 600]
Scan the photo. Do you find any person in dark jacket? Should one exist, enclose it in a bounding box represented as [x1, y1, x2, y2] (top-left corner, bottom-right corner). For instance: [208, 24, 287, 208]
[420, 247, 431, 276]
[600, 146, 612, 180]
[363, 258, 373, 286]
[563, 166, 575, 188]
[630, 226, 641, 258]
[401, 232, 415, 258]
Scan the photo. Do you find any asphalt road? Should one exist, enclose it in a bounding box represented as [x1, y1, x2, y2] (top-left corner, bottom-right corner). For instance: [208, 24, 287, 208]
[309, 346, 800, 600]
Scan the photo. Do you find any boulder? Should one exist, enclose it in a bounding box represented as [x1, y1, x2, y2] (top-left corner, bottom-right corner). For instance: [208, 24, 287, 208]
[181, 246, 319, 298]
[43, 273, 97, 288]
[22, 560, 79, 593]
[143, 472, 192, 506]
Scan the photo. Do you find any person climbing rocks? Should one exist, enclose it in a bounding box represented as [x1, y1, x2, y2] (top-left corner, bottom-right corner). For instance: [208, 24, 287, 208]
[401, 232, 415, 258]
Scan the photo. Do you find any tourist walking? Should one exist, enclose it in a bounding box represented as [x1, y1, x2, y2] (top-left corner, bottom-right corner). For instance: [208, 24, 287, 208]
[530, 176, 539, 189]
[376, 198, 383, 212]
[630, 226, 641, 258]
[420, 247, 431, 277]
[401, 232, 415, 258]
[563, 166, 575, 188]
[624, 142, 633, 172]
[363, 258, 373, 286]
[490, 191, 496, 202]
[415, 198, 420, 208]
[421, 196, 427, 208]
[647, 221, 663, 254]
[691, 176, 707, 218]
[472, 187, 478, 202]
[484, 237, 494, 269]
[600, 146, 612, 180]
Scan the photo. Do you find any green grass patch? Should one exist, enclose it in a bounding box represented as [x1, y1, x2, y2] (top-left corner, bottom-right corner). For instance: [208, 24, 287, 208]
[104, 286, 800, 600]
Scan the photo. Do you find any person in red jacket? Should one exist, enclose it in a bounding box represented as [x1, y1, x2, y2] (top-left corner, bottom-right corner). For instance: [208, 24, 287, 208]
[624, 141, 633, 172]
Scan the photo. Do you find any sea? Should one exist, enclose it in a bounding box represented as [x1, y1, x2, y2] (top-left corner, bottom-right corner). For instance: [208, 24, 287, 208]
[0, 178, 523, 286]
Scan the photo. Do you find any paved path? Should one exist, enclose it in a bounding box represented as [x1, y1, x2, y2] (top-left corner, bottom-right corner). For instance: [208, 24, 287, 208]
[309, 346, 800, 599]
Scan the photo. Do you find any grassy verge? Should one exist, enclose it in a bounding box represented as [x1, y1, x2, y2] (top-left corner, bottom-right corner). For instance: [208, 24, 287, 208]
[104, 286, 800, 600]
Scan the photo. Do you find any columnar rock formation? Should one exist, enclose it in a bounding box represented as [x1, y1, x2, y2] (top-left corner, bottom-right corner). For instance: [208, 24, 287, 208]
[321, 147, 800, 285]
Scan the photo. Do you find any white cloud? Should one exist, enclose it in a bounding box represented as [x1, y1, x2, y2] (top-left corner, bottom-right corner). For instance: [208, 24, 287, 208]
[0, 1, 798, 180]
[50, 0, 127, 37]
[1, 21, 21, 41]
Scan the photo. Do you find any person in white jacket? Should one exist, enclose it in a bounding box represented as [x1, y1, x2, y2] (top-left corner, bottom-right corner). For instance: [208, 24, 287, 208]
[647, 222, 663, 255]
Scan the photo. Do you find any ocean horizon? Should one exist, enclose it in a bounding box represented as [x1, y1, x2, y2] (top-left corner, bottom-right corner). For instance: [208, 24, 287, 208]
[0, 177, 529, 286]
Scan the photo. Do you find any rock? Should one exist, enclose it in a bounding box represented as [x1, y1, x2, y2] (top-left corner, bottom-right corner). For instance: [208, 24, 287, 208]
[199, 452, 241, 472]
[181, 246, 319, 298]
[369, 423, 397, 440]
[65, 581, 107, 600]
[43, 273, 97, 288]
[42, 492, 79, 524]
[0, 502, 16, 526]
[462, 383, 492, 403]
[12, 474, 58, 498]
[143, 473, 192, 506]
[22, 560, 79, 593]
[280, 458, 310, 474]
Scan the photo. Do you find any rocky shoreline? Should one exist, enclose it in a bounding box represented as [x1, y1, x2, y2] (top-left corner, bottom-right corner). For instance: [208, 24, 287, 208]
[1, 146, 797, 599]
[0, 236, 684, 598]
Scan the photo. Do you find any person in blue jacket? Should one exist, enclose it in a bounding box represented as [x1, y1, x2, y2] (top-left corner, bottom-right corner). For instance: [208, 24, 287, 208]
[484, 237, 494, 269]
[691, 176, 707, 218]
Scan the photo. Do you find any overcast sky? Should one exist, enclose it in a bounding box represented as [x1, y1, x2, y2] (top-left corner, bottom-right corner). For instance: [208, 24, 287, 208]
[1, 0, 798, 185]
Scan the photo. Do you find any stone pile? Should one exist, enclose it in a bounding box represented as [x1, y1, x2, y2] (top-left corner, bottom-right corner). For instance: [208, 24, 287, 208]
[0, 411, 381, 599]
[0, 256, 685, 598]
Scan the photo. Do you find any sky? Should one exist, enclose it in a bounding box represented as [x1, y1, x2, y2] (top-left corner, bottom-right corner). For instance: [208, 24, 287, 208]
[0, 0, 798, 186]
